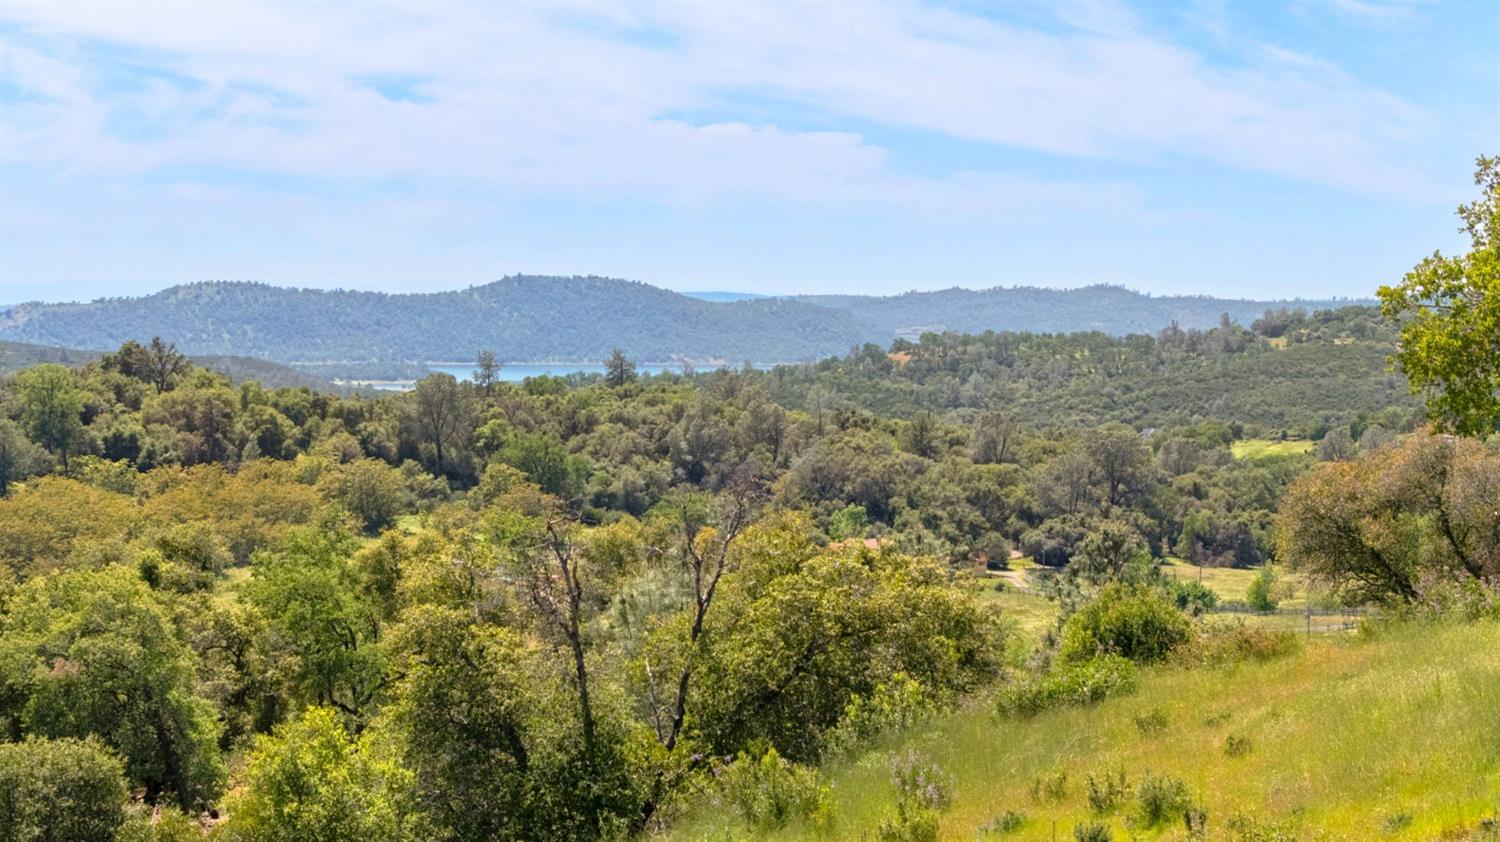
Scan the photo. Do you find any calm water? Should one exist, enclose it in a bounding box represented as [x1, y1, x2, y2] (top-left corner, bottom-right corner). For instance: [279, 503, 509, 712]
[365, 361, 742, 390]
[431, 362, 687, 382]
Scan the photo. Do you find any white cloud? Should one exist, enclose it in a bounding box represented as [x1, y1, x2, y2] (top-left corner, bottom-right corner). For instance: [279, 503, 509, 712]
[0, 0, 1440, 214]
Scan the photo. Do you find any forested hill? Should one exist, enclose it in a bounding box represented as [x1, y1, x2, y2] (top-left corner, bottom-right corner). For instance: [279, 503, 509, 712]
[0, 276, 1364, 364]
[0, 339, 334, 390]
[0, 277, 861, 364]
[797, 285, 1361, 339]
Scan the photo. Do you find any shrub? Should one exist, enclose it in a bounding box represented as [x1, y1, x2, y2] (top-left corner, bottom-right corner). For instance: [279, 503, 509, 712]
[826, 673, 938, 755]
[998, 655, 1139, 718]
[1059, 584, 1191, 665]
[1172, 580, 1220, 614]
[889, 750, 952, 812]
[720, 746, 831, 830]
[877, 750, 951, 842]
[981, 810, 1025, 834]
[1074, 820, 1113, 842]
[1184, 805, 1209, 838]
[1226, 813, 1303, 841]
[0, 737, 129, 842]
[1224, 734, 1253, 758]
[1246, 566, 1279, 611]
[1030, 770, 1068, 803]
[1086, 767, 1129, 813]
[1136, 773, 1193, 827]
[1381, 812, 1413, 833]
[1182, 621, 1301, 666]
[117, 805, 205, 842]
[1133, 707, 1169, 735]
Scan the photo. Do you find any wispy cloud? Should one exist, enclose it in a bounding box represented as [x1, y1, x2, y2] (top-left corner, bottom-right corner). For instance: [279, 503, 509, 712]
[0, 0, 1441, 215]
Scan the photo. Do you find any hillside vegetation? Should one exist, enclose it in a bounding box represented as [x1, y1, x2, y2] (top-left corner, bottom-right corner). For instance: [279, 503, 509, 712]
[667, 620, 1500, 841]
[1, 339, 334, 390]
[0, 276, 1359, 367]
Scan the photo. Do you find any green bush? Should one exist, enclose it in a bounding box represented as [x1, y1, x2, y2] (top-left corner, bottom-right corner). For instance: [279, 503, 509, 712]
[877, 751, 951, 842]
[999, 654, 1140, 718]
[826, 673, 938, 755]
[118, 805, 206, 842]
[1133, 707, 1169, 735]
[1030, 770, 1068, 803]
[1172, 580, 1220, 614]
[720, 746, 831, 830]
[981, 810, 1025, 834]
[1246, 566, 1279, 611]
[1181, 620, 1301, 666]
[0, 737, 129, 842]
[1059, 584, 1191, 665]
[1224, 734, 1253, 758]
[1086, 767, 1129, 813]
[1136, 772, 1193, 827]
[1074, 820, 1113, 842]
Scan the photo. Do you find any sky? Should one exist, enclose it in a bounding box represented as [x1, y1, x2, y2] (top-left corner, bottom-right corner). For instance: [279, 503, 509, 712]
[0, 0, 1496, 303]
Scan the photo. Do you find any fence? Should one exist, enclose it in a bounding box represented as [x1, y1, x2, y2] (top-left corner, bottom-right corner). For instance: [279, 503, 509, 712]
[988, 579, 1372, 635]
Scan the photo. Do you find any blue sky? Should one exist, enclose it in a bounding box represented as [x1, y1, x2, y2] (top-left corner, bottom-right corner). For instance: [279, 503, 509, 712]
[0, 0, 1495, 302]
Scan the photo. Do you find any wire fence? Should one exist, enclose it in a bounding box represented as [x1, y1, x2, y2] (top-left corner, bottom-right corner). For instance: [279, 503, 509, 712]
[988, 579, 1372, 634]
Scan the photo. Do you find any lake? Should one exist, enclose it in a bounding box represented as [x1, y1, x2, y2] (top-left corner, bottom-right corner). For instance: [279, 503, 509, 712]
[360, 361, 753, 390]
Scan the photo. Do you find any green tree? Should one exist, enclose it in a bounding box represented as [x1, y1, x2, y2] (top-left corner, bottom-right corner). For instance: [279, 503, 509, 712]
[323, 458, 407, 533]
[218, 707, 414, 842]
[16, 364, 84, 471]
[0, 566, 225, 809]
[1246, 565, 1279, 612]
[248, 530, 386, 720]
[1277, 432, 1499, 605]
[604, 348, 636, 388]
[1378, 155, 1500, 435]
[386, 606, 539, 841]
[0, 417, 47, 496]
[406, 373, 469, 474]
[496, 432, 589, 501]
[474, 350, 501, 396]
[0, 737, 129, 842]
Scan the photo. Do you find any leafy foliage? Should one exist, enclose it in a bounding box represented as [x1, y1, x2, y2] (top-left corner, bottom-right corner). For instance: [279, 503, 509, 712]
[0, 737, 129, 842]
[1378, 155, 1500, 435]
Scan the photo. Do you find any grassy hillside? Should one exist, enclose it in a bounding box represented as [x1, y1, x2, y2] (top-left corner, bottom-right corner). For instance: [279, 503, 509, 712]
[668, 620, 1500, 840]
[1231, 439, 1316, 460]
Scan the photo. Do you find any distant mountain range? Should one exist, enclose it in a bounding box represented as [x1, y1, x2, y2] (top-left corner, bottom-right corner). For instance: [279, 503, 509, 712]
[0, 276, 1367, 370]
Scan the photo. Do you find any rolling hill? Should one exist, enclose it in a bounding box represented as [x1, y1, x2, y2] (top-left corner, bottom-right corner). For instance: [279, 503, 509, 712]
[0, 277, 1366, 368]
[0, 339, 335, 390]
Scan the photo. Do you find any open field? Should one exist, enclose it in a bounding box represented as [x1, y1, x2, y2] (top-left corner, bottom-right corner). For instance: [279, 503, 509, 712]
[1231, 438, 1315, 460]
[667, 620, 1500, 841]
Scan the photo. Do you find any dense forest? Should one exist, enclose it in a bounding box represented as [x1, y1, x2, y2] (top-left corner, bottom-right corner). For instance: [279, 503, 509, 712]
[0, 277, 1358, 372]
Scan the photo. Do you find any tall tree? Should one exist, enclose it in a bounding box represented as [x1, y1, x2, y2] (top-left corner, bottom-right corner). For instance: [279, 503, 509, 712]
[16, 364, 83, 471]
[1378, 155, 1499, 436]
[0, 418, 46, 496]
[143, 337, 190, 393]
[407, 373, 467, 473]
[475, 350, 501, 397]
[604, 349, 636, 388]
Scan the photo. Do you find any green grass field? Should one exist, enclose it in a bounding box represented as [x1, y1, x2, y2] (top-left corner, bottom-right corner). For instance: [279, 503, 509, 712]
[667, 620, 1500, 841]
[1231, 438, 1315, 460]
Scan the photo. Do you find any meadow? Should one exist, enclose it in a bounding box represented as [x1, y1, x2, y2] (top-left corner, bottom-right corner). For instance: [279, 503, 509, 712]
[1230, 439, 1315, 460]
[667, 620, 1500, 841]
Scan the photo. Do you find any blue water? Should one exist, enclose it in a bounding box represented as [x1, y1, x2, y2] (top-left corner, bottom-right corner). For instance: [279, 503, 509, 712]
[365, 361, 737, 390]
[430, 362, 687, 382]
